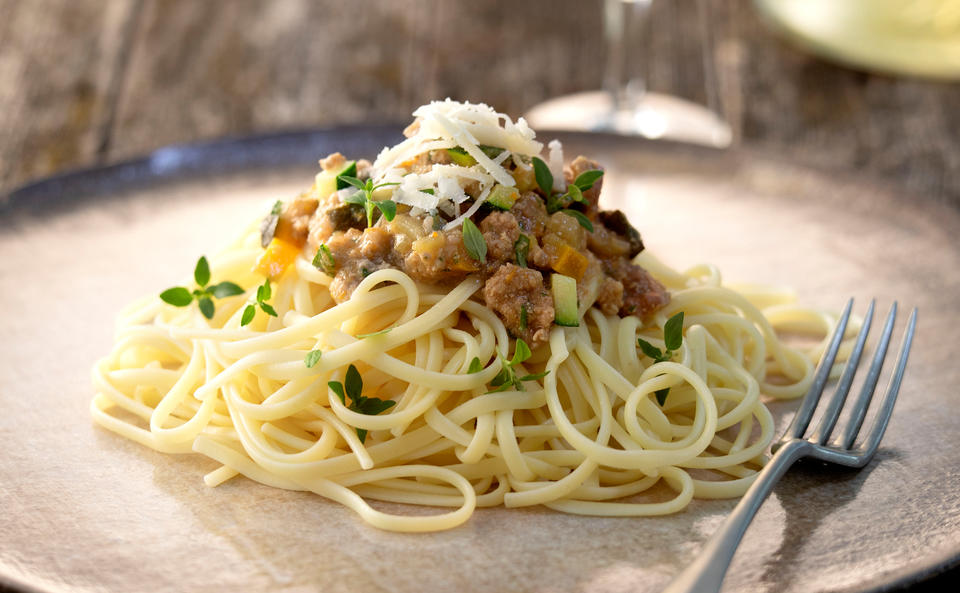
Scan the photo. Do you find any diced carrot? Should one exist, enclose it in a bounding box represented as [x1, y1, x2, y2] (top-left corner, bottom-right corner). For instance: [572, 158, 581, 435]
[255, 238, 301, 279]
[552, 244, 588, 280]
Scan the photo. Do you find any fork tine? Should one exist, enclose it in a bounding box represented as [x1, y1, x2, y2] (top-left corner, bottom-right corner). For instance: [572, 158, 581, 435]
[855, 307, 917, 464]
[810, 299, 875, 444]
[840, 302, 898, 449]
[782, 298, 853, 441]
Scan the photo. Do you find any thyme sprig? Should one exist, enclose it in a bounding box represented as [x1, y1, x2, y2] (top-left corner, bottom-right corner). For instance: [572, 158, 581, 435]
[240, 278, 278, 326]
[338, 175, 400, 227]
[328, 364, 396, 443]
[159, 256, 245, 320]
[486, 339, 549, 393]
[637, 312, 685, 405]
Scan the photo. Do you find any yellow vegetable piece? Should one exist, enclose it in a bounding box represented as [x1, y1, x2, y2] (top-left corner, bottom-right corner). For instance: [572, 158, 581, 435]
[552, 244, 588, 281]
[255, 238, 301, 279]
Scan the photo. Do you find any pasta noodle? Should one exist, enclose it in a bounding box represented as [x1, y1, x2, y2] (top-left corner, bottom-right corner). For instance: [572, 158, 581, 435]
[91, 218, 838, 531]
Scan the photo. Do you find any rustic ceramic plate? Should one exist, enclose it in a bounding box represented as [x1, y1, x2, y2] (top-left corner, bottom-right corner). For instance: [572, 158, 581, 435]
[2, 128, 958, 593]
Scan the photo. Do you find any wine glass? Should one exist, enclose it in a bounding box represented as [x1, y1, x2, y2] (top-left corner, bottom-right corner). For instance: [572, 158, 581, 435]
[524, 0, 732, 148]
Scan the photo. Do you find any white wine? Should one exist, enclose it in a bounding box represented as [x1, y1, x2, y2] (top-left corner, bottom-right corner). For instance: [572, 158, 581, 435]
[755, 0, 960, 79]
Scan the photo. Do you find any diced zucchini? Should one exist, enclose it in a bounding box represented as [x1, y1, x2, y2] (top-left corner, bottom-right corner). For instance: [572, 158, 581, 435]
[446, 147, 476, 167]
[314, 170, 337, 199]
[552, 273, 579, 327]
[335, 160, 357, 189]
[487, 184, 520, 210]
[479, 145, 504, 159]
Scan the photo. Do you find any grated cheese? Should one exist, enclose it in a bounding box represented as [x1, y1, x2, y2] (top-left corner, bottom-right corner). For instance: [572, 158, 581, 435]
[370, 99, 555, 229]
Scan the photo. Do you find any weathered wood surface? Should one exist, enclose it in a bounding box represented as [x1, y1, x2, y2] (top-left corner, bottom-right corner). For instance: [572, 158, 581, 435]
[2, 0, 959, 204]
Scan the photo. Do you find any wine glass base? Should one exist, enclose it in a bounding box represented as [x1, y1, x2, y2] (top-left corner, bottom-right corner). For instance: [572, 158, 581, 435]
[523, 90, 732, 148]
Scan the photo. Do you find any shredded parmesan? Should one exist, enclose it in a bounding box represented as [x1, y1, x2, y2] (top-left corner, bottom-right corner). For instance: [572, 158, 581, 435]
[369, 99, 555, 229]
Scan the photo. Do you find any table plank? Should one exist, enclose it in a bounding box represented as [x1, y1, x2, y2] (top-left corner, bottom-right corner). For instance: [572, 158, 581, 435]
[0, 0, 139, 192]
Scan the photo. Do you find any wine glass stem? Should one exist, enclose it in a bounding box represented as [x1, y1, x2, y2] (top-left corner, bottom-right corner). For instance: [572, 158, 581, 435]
[603, 0, 652, 116]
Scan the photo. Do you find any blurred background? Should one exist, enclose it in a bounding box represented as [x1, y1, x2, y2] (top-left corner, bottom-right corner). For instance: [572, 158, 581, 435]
[2, 0, 960, 204]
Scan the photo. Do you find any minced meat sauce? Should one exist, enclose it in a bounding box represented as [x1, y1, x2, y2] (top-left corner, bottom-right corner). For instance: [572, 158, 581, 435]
[270, 149, 669, 347]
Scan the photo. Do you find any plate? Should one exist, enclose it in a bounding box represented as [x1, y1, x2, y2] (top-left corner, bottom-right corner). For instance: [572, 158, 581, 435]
[1, 128, 958, 593]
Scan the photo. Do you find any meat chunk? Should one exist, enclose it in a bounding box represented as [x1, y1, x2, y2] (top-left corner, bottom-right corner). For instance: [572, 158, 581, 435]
[597, 210, 644, 258]
[595, 277, 625, 315]
[319, 152, 347, 173]
[404, 230, 478, 284]
[480, 211, 521, 264]
[511, 192, 548, 237]
[483, 264, 555, 347]
[606, 258, 670, 318]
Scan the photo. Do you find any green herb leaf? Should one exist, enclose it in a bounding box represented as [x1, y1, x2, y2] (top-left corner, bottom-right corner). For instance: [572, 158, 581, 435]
[461, 218, 487, 264]
[519, 303, 528, 332]
[260, 201, 283, 247]
[305, 350, 323, 368]
[356, 428, 369, 443]
[335, 161, 358, 190]
[194, 256, 211, 287]
[256, 281, 268, 303]
[561, 209, 594, 232]
[574, 169, 604, 191]
[374, 199, 397, 222]
[160, 287, 193, 307]
[358, 398, 396, 416]
[532, 157, 553, 197]
[198, 297, 215, 319]
[345, 364, 363, 402]
[479, 145, 504, 159]
[489, 366, 512, 387]
[655, 388, 670, 406]
[566, 183, 585, 204]
[545, 193, 563, 214]
[210, 281, 245, 299]
[514, 234, 530, 268]
[519, 370, 550, 382]
[338, 174, 366, 191]
[328, 381, 346, 405]
[637, 338, 664, 361]
[467, 357, 483, 374]
[511, 339, 532, 366]
[312, 244, 336, 276]
[342, 192, 367, 205]
[259, 302, 278, 317]
[663, 312, 685, 352]
[240, 304, 256, 326]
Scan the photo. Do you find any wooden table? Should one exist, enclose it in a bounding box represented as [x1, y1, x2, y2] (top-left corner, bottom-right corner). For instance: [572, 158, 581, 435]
[2, 0, 959, 205]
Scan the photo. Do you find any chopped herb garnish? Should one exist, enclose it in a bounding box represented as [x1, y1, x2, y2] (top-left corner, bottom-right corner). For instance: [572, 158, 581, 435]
[467, 357, 484, 374]
[514, 234, 530, 268]
[312, 244, 336, 276]
[637, 312, 685, 405]
[486, 339, 549, 393]
[339, 175, 400, 227]
[519, 303, 528, 332]
[461, 218, 487, 264]
[260, 200, 283, 247]
[573, 169, 604, 191]
[335, 161, 357, 190]
[532, 156, 553, 197]
[304, 350, 323, 368]
[240, 278, 278, 326]
[327, 364, 396, 443]
[561, 209, 594, 232]
[159, 256, 245, 320]
[532, 159, 604, 213]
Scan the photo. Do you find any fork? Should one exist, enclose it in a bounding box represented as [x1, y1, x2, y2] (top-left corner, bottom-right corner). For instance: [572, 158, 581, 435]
[663, 299, 918, 593]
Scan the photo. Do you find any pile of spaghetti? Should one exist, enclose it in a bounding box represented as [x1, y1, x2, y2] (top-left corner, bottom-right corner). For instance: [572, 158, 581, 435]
[92, 100, 838, 532]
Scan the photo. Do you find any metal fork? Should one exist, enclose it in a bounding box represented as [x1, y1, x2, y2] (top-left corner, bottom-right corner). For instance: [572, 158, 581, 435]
[664, 299, 918, 593]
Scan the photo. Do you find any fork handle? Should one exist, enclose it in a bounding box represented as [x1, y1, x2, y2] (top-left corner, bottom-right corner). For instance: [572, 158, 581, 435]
[662, 440, 810, 593]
